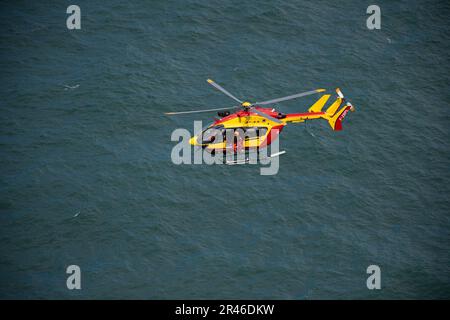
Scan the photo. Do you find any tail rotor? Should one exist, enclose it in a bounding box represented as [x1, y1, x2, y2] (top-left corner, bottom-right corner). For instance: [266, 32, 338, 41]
[336, 88, 355, 112]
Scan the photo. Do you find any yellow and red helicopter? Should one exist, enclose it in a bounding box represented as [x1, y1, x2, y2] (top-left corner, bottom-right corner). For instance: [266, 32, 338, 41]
[165, 79, 355, 152]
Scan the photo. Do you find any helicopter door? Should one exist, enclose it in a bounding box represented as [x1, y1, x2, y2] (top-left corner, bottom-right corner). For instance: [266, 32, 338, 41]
[258, 127, 268, 137]
[244, 127, 259, 141]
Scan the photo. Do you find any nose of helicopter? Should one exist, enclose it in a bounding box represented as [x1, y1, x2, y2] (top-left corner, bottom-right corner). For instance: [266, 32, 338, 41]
[189, 136, 197, 146]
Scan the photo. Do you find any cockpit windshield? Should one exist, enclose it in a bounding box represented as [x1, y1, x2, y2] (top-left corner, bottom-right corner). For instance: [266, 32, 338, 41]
[198, 126, 225, 144]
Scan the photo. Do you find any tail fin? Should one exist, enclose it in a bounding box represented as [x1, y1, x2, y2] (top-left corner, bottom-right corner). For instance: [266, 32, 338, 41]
[325, 104, 352, 131]
[321, 88, 355, 130]
[308, 95, 331, 112]
[325, 98, 343, 116]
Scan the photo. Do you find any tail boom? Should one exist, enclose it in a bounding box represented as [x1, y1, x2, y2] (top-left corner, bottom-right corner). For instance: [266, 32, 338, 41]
[281, 89, 354, 130]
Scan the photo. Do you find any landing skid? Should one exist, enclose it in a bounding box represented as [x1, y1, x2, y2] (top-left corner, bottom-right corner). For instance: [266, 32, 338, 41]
[225, 150, 286, 165]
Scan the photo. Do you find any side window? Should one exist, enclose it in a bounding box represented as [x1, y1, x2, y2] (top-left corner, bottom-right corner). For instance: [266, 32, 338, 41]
[222, 128, 235, 142]
[244, 127, 258, 140]
[259, 127, 268, 137]
[214, 127, 225, 143]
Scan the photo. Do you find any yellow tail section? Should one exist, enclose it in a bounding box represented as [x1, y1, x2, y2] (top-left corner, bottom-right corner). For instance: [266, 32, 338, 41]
[323, 104, 352, 131]
[315, 96, 354, 131]
[292, 92, 354, 130]
[325, 98, 343, 116]
[308, 95, 331, 113]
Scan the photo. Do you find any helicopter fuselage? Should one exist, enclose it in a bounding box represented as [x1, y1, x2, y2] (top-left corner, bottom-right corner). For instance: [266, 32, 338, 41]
[189, 106, 326, 151]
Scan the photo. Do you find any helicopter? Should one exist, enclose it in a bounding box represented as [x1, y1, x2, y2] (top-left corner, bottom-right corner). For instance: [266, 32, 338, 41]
[165, 79, 355, 153]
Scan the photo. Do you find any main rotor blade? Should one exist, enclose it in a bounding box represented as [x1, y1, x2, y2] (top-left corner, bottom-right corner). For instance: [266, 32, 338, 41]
[255, 89, 326, 105]
[165, 106, 239, 115]
[251, 108, 282, 124]
[207, 79, 243, 104]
